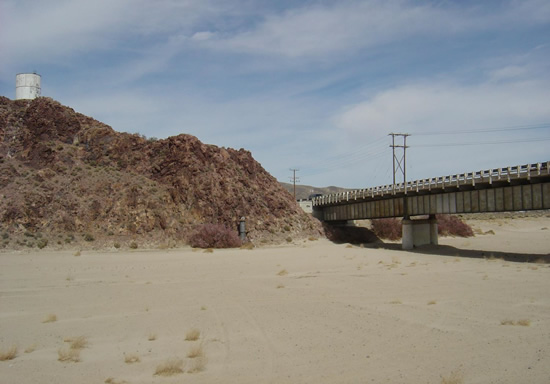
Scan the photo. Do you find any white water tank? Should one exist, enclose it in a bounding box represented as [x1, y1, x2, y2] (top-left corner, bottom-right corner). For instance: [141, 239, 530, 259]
[15, 73, 41, 100]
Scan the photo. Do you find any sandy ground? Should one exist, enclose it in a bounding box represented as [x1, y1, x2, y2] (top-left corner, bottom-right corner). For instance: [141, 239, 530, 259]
[0, 217, 549, 384]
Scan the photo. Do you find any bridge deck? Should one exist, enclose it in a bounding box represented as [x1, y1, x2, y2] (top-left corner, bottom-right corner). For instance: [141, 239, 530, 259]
[312, 162, 550, 221]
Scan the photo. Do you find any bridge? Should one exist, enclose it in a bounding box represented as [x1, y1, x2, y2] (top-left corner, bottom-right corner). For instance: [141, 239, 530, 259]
[311, 161, 550, 249]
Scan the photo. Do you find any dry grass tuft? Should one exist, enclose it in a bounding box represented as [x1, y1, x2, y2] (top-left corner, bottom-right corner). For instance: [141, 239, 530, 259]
[42, 314, 57, 323]
[74, 250, 81, 257]
[154, 358, 185, 376]
[148, 333, 157, 341]
[428, 300, 437, 305]
[64, 336, 88, 350]
[187, 343, 204, 359]
[105, 377, 129, 384]
[58, 336, 88, 363]
[240, 242, 255, 250]
[277, 284, 285, 289]
[203, 248, 214, 253]
[185, 328, 201, 341]
[24, 344, 37, 354]
[277, 269, 288, 276]
[501, 319, 531, 326]
[58, 347, 81, 362]
[187, 356, 208, 373]
[0, 344, 17, 361]
[124, 353, 141, 364]
[441, 369, 464, 384]
[389, 299, 402, 305]
[308, 236, 318, 241]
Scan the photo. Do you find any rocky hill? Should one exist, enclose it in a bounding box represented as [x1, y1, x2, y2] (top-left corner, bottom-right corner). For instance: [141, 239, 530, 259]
[0, 97, 321, 249]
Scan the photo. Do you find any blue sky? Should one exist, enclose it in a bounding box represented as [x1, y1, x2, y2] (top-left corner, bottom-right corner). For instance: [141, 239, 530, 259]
[1, 0, 549, 188]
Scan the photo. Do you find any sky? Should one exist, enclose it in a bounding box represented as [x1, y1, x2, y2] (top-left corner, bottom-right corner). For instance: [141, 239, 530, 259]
[1, 0, 549, 189]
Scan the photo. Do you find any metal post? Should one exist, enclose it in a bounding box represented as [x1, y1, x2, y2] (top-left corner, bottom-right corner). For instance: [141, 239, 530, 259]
[239, 217, 246, 242]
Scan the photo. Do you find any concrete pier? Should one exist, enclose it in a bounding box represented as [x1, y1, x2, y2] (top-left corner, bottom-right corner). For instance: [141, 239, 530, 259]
[402, 215, 438, 250]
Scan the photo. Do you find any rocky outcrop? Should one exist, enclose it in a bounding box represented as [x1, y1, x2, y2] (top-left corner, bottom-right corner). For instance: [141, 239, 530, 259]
[0, 97, 321, 249]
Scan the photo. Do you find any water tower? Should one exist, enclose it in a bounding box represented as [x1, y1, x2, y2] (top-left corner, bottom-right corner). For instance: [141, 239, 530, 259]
[15, 73, 41, 100]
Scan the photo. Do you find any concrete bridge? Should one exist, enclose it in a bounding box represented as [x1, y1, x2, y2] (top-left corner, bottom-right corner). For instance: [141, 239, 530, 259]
[311, 161, 550, 249]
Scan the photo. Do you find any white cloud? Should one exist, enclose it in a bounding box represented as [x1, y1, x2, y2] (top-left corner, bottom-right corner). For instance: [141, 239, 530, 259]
[0, 0, 219, 76]
[208, 0, 550, 60]
[192, 31, 216, 41]
[335, 78, 550, 139]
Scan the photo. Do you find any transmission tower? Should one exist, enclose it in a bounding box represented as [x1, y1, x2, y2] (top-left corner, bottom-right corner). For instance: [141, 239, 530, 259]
[389, 133, 410, 195]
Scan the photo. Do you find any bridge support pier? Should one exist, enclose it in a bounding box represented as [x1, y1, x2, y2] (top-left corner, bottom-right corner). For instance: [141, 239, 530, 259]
[402, 215, 438, 250]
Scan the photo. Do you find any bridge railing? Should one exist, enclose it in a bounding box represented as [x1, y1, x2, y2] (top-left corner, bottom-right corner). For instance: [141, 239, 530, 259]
[312, 161, 549, 206]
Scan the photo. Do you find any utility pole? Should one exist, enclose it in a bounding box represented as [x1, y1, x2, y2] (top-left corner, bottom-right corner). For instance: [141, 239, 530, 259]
[389, 133, 410, 218]
[289, 168, 300, 200]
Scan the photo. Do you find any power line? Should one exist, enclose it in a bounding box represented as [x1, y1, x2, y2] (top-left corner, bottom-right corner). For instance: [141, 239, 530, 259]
[298, 136, 387, 171]
[414, 123, 550, 136]
[414, 137, 550, 148]
[300, 147, 388, 177]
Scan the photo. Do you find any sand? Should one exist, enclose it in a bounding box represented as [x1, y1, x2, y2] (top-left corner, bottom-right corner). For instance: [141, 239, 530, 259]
[0, 217, 549, 383]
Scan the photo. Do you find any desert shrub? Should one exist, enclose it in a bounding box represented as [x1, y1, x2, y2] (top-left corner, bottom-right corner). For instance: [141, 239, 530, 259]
[37, 238, 48, 249]
[129, 242, 138, 249]
[323, 223, 379, 244]
[83, 233, 94, 242]
[188, 224, 241, 249]
[371, 218, 402, 240]
[437, 215, 474, 237]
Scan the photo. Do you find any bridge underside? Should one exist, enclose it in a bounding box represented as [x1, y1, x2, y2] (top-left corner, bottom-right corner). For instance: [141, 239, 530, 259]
[315, 182, 550, 249]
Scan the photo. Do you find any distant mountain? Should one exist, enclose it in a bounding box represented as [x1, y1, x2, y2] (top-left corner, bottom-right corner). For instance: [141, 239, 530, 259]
[0, 97, 322, 249]
[280, 182, 351, 200]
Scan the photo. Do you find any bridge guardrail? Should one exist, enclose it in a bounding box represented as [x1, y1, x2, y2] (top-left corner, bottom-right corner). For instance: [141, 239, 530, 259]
[312, 161, 550, 207]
